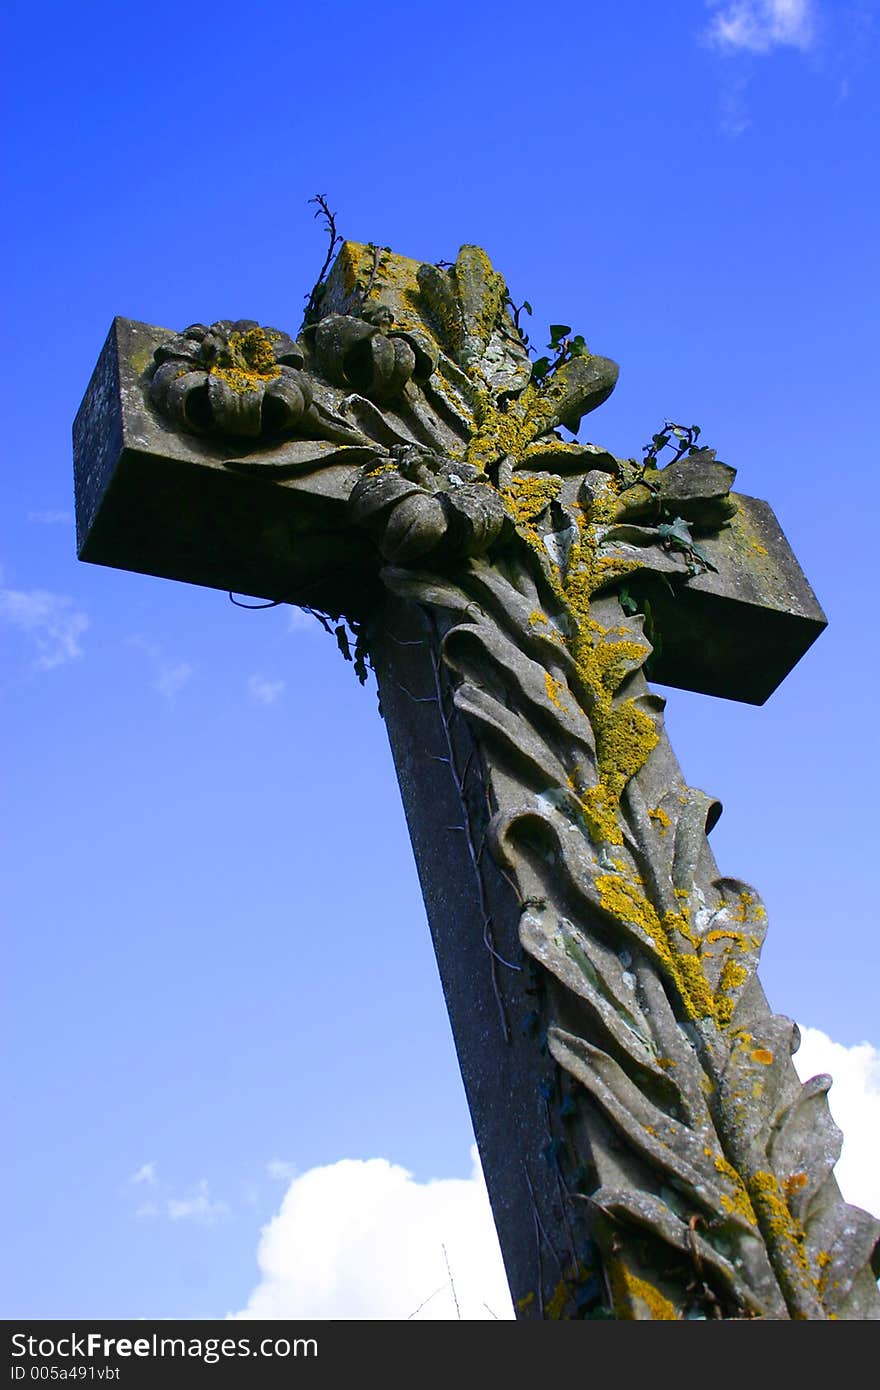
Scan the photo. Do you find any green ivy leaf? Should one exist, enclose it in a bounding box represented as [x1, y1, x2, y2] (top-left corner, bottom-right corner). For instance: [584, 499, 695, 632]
[657, 516, 694, 547]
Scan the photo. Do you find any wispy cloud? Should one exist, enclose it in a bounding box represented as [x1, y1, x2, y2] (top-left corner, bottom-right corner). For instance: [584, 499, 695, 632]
[127, 636, 193, 700]
[129, 1161, 157, 1187]
[0, 587, 89, 670]
[247, 674, 285, 705]
[287, 608, 319, 634]
[27, 509, 73, 526]
[266, 1159, 297, 1182]
[705, 0, 818, 54]
[167, 1181, 230, 1226]
[136, 1178, 230, 1227]
[155, 661, 194, 699]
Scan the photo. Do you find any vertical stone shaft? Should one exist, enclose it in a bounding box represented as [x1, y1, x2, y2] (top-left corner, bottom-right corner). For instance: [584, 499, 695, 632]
[372, 595, 594, 1317]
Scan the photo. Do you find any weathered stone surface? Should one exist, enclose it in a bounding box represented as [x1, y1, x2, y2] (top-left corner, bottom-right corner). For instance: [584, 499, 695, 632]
[73, 318, 375, 615]
[72, 239, 877, 1320]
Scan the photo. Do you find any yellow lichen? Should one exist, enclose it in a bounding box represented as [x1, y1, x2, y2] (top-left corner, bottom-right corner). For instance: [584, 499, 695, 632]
[648, 806, 672, 834]
[544, 671, 566, 710]
[209, 326, 281, 394]
[467, 383, 555, 470]
[608, 1259, 678, 1320]
[714, 1154, 758, 1225]
[502, 473, 561, 524]
[544, 1261, 594, 1320]
[750, 1173, 809, 1262]
[727, 889, 767, 925]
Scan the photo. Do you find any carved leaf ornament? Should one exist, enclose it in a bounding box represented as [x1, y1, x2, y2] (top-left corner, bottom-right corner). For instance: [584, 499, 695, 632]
[147, 244, 880, 1319]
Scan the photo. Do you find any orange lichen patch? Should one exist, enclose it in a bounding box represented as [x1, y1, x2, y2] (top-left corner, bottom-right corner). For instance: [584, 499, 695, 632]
[657, 1057, 677, 1070]
[751, 1048, 774, 1066]
[516, 1290, 536, 1314]
[782, 1172, 808, 1199]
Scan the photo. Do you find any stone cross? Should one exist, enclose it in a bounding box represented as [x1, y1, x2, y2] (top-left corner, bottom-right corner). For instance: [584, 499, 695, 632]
[73, 241, 880, 1320]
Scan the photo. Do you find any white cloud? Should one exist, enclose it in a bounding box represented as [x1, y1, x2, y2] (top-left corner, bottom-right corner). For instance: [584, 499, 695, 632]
[130, 1161, 157, 1187]
[229, 1147, 514, 1320]
[247, 674, 285, 705]
[0, 587, 88, 670]
[705, 0, 817, 53]
[793, 1026, 880, 1219]
[136, 1179, 230, 1226]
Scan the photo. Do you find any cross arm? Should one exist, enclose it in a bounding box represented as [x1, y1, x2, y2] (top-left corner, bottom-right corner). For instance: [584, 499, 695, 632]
[73, 311, 826, 704]
[595, 495, 827, 705]
[73, 316, 378, 616]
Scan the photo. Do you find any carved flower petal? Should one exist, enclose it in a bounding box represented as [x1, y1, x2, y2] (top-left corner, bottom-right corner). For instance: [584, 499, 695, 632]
[380, 493, 448, 563]
[390, 329, 438, 382]
[442, 482, 508, 557]
[153, 336, 202, 366]
[263, 328, 304, 367]
[149, 360, 191, 413]
[536, 354, 619, 436]
[348, 332, 397, 397]
[389, 336, 417, 393]
[313, 315, 375, 386]
[151, 366, 211, 432]
[348, 469, 423, 530]
[261, 370, 311, 433]
[207, 373, 264, 437]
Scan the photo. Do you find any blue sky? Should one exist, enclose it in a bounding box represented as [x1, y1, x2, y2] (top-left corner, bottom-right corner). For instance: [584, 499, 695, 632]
[2, 0, 878, 1319]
